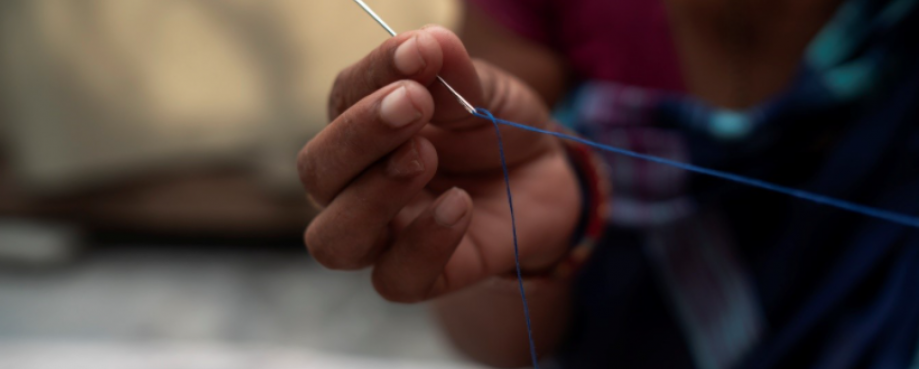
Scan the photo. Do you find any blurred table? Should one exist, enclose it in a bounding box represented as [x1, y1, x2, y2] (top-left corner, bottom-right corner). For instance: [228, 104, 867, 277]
[0, 343, 486, 369]
[0, 244, 481, 368]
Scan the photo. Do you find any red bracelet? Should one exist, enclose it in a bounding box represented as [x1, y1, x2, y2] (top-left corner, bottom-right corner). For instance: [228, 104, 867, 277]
[550, 123, 610, 279]
[496, 123, 610, 283]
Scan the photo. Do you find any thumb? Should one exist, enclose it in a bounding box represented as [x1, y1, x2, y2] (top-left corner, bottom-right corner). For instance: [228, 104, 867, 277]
[420, 25, 487, 129]
[422, 56, 556, 173]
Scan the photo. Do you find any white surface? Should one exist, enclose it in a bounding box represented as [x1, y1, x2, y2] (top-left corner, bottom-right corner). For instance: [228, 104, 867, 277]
[0, 246, 479, 368]
[0, 342, 483, 369]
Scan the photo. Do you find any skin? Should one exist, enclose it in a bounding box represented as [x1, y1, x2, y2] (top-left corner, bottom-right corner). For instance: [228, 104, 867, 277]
[299, 25, 580, 367]
[300, 0, 841, 366]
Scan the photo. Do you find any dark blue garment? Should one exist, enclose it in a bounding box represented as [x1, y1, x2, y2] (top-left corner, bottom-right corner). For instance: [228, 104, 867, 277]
[557, 0, 919, 367]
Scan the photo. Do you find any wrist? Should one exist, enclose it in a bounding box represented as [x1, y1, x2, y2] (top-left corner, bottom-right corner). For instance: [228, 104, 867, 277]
[500, 123, 609, 283]
[554, 123, 609, 277]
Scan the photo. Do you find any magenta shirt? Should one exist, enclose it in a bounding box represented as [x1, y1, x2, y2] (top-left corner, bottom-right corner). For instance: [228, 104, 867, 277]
[467, 0, 685, 92]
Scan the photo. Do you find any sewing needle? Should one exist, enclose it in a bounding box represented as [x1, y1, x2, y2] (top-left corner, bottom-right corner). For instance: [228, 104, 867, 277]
[352, 0, 477, 115]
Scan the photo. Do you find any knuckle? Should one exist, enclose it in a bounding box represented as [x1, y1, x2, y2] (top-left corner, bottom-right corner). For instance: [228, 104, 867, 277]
[372, 270, 423, 304]
[303, 225, 330, 263]
[296, 144, 314, 185]
[363, 60, 379, 88]
[305, 223, 373, 271]
[296, 144, 326, 203]
[368, 44, 396, 83]
[327, 71, 351, 121]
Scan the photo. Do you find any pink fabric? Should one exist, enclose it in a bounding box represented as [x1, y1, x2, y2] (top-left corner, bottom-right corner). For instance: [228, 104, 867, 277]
[467, 0, 685, 92]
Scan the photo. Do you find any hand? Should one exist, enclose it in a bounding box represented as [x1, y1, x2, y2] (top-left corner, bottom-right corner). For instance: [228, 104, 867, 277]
[299, 26, 580, 303]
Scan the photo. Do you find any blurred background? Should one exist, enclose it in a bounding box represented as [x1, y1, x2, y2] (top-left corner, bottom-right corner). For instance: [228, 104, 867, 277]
[0, 0, 484, 367]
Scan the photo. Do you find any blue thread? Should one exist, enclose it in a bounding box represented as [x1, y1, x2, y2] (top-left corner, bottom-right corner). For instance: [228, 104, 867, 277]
[481, 108, 541, 368]
[473, 109, 919, 229]
[476, 107, 919, 369]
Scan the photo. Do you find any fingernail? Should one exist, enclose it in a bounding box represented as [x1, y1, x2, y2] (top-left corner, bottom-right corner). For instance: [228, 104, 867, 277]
[386, 139, 425, 178]
[380, 86, 421, 128]
[394, 36, 425, 75]
[435, 188, 469, 227]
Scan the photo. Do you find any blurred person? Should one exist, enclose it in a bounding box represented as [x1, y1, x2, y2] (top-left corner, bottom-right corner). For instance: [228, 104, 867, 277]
[298, 0, 919, 368]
